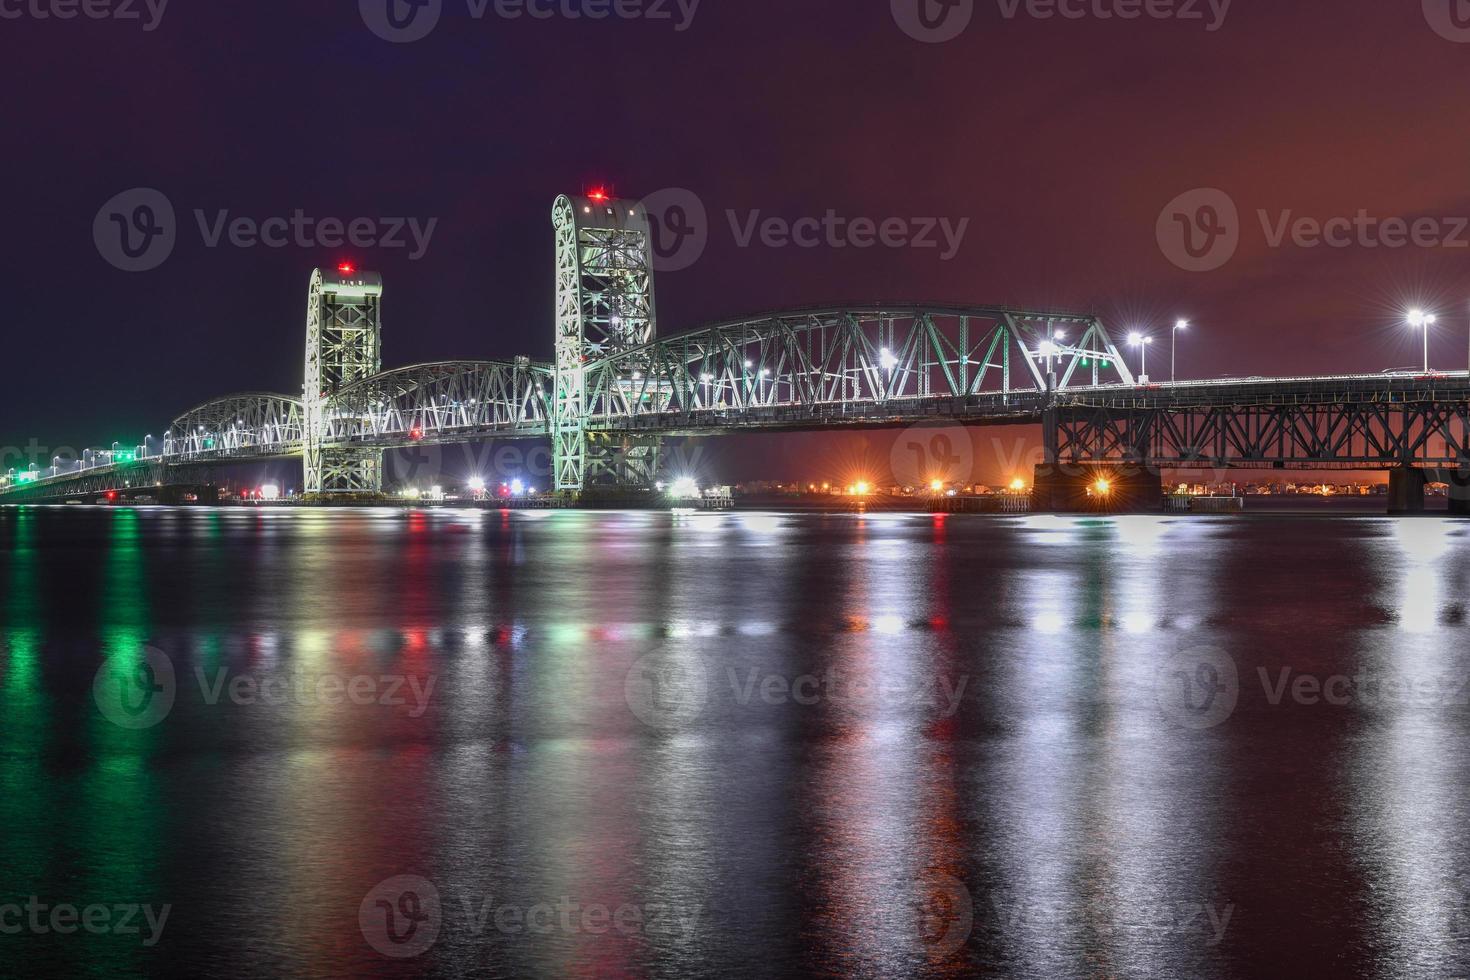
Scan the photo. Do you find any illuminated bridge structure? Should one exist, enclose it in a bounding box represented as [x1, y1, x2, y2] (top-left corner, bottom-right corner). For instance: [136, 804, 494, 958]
[5, 193, 1470, 512]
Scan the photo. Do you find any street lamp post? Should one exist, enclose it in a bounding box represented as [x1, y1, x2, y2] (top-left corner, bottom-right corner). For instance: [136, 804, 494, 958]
[1409, 309, 1437, 373]
[1128, 332, 1153, 383]
[1172, 319, 1189, 383]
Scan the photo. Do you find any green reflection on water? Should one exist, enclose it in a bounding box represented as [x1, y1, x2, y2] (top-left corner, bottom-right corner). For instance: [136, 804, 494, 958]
[0, 509, 50, 897]
[78, 510, 165, 975]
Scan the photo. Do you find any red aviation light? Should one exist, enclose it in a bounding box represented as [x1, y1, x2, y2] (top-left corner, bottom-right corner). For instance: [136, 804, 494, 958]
[338, 262, 356, 275]
[587, 188, 609, 202]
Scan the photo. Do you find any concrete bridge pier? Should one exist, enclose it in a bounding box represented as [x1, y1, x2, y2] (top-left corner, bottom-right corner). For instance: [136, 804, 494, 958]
[1031, 463, 1163, 514]
[1387, 467, 1427, 514]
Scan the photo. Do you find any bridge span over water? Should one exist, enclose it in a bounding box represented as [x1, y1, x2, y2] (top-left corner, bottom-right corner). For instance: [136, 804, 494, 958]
[6, 193, 1470, 512]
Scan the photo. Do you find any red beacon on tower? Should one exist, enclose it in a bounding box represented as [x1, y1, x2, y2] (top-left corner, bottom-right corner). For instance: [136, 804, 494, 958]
[587, 187, 610, 203]
[338, 261, 357, 275]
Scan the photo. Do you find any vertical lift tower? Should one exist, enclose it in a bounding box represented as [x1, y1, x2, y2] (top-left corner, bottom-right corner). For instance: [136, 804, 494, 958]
[551, 192, 662, 495]
[303, 266, 384, 496]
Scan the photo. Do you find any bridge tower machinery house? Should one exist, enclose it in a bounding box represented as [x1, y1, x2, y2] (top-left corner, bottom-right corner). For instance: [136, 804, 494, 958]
[304, 267, 384, 495]
[552, 192, 661, 493]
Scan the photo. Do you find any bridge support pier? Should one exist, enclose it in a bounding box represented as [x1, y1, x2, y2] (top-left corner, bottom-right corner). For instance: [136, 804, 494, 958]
[1031, 463, 1163, 514]
[1387, 467, 1427, 514]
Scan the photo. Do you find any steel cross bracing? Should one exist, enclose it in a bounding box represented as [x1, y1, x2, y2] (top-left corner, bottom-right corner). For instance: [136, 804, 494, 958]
[1053, 376, 1470, 468]
[325, 359, 551, 446]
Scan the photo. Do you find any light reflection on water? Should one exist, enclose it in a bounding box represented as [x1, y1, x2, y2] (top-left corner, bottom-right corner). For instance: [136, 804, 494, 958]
[0, 508, 1468, 976]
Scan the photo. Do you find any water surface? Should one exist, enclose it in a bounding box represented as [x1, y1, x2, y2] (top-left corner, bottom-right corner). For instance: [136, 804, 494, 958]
[1, 506, 1468, 977]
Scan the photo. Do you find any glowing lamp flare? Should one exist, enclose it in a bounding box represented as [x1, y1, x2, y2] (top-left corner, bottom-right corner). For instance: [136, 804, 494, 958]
[669, 477, 700, 499]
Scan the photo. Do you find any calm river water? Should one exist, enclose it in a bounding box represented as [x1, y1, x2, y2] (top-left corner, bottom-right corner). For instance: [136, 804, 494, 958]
[1, 506, 1468, 977]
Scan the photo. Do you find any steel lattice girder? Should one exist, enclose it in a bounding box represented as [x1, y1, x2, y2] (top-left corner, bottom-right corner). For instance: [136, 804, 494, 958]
[577, 305, 1130, 433]
[1054, 399, 1470, 467]
[325, 360, 552, 446]
[166, 392, 305, 458]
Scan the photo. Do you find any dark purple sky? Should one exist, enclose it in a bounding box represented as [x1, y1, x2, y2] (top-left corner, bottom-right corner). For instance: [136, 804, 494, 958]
[5, 1, 1470, 482]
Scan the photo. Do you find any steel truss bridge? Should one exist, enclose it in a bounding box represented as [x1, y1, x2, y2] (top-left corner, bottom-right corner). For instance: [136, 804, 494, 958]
[6, 192, 1470, 504]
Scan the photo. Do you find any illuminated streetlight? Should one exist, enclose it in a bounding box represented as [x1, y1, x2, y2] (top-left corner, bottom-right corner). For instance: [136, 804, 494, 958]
[1128, 332, 1153, 382]
[1172, 319, 1189, 383]
[1409, 309, 1437, 373]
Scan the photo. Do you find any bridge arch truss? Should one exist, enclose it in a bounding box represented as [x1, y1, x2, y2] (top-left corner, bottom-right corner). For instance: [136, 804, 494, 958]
[165, 393, 305, 459]
[580, 305, 1133, 433]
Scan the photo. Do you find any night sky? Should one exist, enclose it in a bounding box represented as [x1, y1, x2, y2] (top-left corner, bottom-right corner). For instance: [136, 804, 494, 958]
[5, 1, 1470, 482]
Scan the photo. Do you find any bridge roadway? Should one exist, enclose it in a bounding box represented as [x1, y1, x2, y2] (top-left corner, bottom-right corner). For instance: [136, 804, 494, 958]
[8, 366, 1470, 506]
